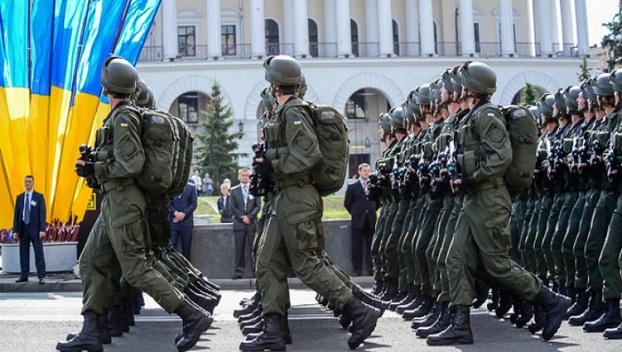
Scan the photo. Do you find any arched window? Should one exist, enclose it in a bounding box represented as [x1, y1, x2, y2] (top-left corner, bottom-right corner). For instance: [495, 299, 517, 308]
[308, 19, 318, 57]
[265, 19, 279, 55]
[351, 19, 359, 57]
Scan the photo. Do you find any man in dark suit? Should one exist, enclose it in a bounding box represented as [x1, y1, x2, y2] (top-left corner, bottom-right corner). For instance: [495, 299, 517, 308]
[12, 175, 47, 284]
[169, 181, 198, 259]
[217, 183, 233, 223]
[344, 163, 377, 276]
[230, 168, 261, 279]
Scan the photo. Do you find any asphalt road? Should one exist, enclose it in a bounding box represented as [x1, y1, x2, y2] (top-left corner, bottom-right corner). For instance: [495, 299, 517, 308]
[0, 288, 620, 352]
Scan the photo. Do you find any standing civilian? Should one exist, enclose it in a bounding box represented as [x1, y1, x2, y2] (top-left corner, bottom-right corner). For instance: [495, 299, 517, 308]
[230, 168, 261, 279]
[169, 181, 198, 259]
[203, 172, 214, 196]
[12, 175, 47, 284]
[217, 183, 233, 223]
[344, 163, 377, 276]
[190, 170, 202, 195]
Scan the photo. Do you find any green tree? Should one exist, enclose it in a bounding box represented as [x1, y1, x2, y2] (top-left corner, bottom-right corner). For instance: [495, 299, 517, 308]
[194, 81, 244, 187]
[521, 82, 538, 106]
[577, 56, 591, 81]
[602, 1, 622, 72]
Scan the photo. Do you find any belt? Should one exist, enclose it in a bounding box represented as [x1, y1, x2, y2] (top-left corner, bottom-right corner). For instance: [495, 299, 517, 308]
[474, 177, 505, 192]
[100, 178, 135, 194]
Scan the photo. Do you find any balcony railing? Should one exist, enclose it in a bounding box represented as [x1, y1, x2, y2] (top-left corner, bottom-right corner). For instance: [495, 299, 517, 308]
[138, 40, 584, 63]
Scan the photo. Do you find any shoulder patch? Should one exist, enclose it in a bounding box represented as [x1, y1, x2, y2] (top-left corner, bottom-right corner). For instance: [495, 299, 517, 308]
[119, 117, 128, 128]
[292, 117, 302, 126]
[486, 109, 496, 117]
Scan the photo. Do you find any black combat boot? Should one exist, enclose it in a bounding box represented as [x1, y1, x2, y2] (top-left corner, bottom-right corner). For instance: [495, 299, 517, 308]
[536, 284, 572, 340]
[416, 301, 452, 338]
[246, 312, 293, 345]
[56, 310, 103, 352]
[116, 303, 130, 332]
[426, 305, 473, 345]
[487, 288, 499, 312]
[371, 280, 384, 295]
[240, 313, 263, 329]
[389, 291, 409, 311]
[569, 289, 605, 326]
[234, 294, 261, 318]
[604, 321, 622, 339]
[131, 291, 144, 315]
[514, 300, 534, 329]
[240, 292, 259, 306]
[107, 306, 123, 337]
[185, 285, 217, 314]
[566, 288, 588, 318]
[339, 310, 353, 329]
[509, 294, 522, 324]
[583, 298, 622, 332]
[396, 285, 421, 314]
[66, 312, 111, 344]
[411, 302, 440, 330]
[495, 291, 513, 318]
[528, 303, 545, 334]
[354, 290, 389, 315]
[380, 278, 398, 301]
[190, 280, 221, 305]
[175, 297, 214, 352]
[472, 279, 490, 309]
[239, 313, 287, 351]
[344, 295, 382, 349]
[125, 299, 135, 326]
[242, 320, 265, 336]
[403, 294, 433, 320]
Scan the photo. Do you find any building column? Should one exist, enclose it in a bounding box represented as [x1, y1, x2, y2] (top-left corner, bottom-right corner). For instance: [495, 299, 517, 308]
[419, 0, 435, 56]
[365, 0, 379, 57]
[536, 0, 553, 57]
[293, 0, 310, 58]
[404, 0, 419, 56]
[324, 0, 337, 57]
[525, 0, 536, 57]
[558, 0, 574, 56]
[377, 0, 393, 57]
[206, 0, 222, 59]
[499, 0, 516, 57]
[283, 0, 295, 56]
[162, 0, 178, 60]
[459, 0, 476, 57]
[574, 0, 589, 56]
[250, 0, 266, 59]
[336, 0, 353, 58]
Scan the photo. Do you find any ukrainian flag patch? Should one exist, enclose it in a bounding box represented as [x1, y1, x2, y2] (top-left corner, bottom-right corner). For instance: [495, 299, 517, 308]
[486, 110, 495, 117]
[293, 117, 302, 126]
[119, 117, 128, 127]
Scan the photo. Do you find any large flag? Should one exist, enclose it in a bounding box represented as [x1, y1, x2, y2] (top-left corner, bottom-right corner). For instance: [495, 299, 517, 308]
[0, 0, 161, 229]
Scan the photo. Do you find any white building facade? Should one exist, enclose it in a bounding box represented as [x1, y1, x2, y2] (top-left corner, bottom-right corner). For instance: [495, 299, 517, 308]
[137, 0, 593, 176]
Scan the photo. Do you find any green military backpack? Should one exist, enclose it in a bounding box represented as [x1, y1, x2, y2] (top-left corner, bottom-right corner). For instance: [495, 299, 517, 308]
[120, 105, 192, 198]
[500, 105, 538, 195]
[285, 101, 349, 196]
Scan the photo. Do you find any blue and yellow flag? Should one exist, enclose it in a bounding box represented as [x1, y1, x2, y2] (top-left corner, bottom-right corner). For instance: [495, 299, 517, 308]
[0, 0, 161, 229]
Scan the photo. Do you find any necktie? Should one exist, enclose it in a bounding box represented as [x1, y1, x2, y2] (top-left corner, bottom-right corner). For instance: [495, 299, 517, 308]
[242, 185, 248, 208]
[362, 180, 368, 193]
[24, 193, 31, 225]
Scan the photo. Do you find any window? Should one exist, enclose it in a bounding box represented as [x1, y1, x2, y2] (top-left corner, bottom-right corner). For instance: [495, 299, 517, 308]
[474, 23, 481, 53]
[178, 92, 200, 124]
[351, 20, 359, 57]
[265, 19, 279, 55]
[222, 24, 236, 56]
[178, 26, 196, 57]
[393, 20, 399, 56]
[308, 19, 318, 57]
[345, 90, 367, 120]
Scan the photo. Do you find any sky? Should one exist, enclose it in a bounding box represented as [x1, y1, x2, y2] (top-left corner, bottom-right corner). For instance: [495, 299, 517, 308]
[587, 0, 619, 47]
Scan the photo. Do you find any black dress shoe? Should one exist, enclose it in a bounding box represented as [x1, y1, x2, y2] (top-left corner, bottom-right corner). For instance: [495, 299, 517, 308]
[39, 278, 45, 285]
[15, 277, 28, 283]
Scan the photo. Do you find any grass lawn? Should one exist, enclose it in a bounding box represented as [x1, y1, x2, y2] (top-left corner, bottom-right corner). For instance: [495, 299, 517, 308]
[196, 194, 350, 220]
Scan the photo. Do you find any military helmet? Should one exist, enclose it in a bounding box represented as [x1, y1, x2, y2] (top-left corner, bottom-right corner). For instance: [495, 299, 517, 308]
[563, 85, 581, 114]
[260, 87, 275, 110]
[440, 68, 455, 93]
[593, 73, 614, 97]
[417, 83, 431, 106]
[136, 79, 155, 109]
[429, 80, 441, 104]
[459, 61, 497, 95]
[609, 68, 622, 93]
[378, 112, 392, 131]
[405, 89, 421, 118]
[263, 55, 302, 85]
[450, 65, 463, 90]
[528, 105, 541, 121]
[580, 78, 597, 102]
[297, 73, 308, 98]
[538, 93, 556, 118]
[389, 106, 405, 130]
[553, 88, 567, 117]
[100, 56, 138, 95]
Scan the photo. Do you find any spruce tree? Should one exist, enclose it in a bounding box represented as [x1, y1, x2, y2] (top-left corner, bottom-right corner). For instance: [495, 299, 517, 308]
[521, 82, 538, 106]
[194, 81, 244, 187]
[602, 1, 622, 72]
[577, 56, 591, 81]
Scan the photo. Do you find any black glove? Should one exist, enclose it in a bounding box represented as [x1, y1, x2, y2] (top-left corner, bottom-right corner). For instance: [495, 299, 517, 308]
[261, 159, 274, 176]
[75, 161, 95, 178]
